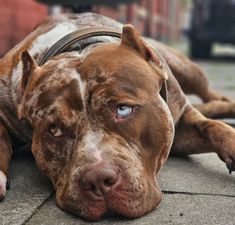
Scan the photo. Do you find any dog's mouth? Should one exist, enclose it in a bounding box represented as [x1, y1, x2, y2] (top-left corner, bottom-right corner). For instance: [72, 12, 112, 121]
[56, 172, 162, 221]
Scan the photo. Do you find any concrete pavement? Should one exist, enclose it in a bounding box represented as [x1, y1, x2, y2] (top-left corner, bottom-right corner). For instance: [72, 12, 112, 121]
[1, 60, 235, 225]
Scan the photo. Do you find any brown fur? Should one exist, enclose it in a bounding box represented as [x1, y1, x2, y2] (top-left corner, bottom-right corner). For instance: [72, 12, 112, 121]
[0, 13, 235, 220]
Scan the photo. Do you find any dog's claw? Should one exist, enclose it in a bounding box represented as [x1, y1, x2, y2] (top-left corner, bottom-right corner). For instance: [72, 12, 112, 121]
[227, 164, 234, 175]
[226, 160, 234, 175]
[222, 154, 235, 175]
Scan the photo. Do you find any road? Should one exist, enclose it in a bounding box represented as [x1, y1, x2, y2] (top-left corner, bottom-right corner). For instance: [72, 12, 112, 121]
[190, 60, 235, 102]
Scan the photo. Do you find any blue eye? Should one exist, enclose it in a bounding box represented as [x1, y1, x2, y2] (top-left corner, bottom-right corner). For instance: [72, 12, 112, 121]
[117, 105, 133, 118]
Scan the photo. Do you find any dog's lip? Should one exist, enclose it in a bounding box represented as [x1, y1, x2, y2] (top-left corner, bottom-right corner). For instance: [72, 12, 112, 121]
[63, 164, 159, 220]
[81, 186, 147, 220]
[62, 179, 160, 221]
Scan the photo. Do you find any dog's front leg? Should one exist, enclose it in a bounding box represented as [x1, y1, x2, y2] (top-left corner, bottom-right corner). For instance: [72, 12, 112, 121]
[172, 106, 235, 173]
[0, 121, 12, 200]
[194, 100, 235, 119]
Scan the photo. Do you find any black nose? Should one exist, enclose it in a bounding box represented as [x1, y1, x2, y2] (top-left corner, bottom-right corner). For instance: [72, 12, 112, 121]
[80, 165, 118, 197]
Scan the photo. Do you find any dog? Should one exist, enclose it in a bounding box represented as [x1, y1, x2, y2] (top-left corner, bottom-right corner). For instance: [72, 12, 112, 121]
[0, 13, 234, 221]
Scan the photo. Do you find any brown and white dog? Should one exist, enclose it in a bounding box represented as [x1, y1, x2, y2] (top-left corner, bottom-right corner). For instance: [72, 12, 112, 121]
[0, 13, 234, 221]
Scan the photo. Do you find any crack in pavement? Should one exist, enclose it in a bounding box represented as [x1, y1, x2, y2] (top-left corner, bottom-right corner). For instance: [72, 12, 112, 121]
[162, 190, 235, 198]
[18, 190, 234, 225]
[21, 192, 54, 225]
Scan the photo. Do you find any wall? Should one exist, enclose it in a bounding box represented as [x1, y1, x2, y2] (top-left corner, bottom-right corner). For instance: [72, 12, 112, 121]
[94, 0, 182, 41]
[0, 0, 47, 56]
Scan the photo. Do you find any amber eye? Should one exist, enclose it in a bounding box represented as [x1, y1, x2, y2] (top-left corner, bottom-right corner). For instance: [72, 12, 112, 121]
[48, 124, 63, 137]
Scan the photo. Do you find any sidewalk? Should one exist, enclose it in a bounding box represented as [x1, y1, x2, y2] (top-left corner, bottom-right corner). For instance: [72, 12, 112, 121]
[1, 61, 235, 225]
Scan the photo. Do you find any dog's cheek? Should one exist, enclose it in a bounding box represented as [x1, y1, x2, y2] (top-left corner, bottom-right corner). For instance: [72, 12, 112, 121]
[139, 100, 174, 176]
[31, 134, 65, 182]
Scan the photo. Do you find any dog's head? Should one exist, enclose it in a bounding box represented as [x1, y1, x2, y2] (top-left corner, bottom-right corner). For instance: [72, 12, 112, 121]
[18, 25, 174, 220]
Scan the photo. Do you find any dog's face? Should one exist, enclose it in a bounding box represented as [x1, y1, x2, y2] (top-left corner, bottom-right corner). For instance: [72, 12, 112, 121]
[19, 25, 174, 220]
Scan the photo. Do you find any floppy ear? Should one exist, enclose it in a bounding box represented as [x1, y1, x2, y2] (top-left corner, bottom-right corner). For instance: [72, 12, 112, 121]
[121, 24, 168, 81]
[18, 51, 38, 119]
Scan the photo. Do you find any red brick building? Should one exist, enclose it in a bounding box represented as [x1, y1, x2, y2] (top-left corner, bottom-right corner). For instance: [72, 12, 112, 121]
[0, 0, 47, 55]
[94, 0, 182, 41]
[0, 0, 184, 56]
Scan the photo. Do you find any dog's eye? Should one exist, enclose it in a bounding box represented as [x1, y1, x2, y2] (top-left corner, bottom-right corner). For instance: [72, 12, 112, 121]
[49, 124, 63, 137]
[117, 105, 133, 118]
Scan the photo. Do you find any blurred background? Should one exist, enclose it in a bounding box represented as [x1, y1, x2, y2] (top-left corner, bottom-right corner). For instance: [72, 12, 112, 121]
[0, 0, 235, 60]
[0, 0, 235, 119]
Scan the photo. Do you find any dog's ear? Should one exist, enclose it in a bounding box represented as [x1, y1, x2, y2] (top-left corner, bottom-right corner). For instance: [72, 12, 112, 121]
[20, 51, 37, 91]
[17, 51, 38, 119]
[121, 24, 168, 81]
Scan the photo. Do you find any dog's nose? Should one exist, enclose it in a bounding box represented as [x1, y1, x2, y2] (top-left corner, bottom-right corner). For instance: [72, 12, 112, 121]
[80, 166, 118, 197]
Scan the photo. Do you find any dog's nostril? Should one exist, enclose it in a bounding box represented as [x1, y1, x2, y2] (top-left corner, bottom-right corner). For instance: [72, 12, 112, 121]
[104, 176, 117, 186]
[104, 178, 113, 186]
[90, 184, 96, 192]
[90, 184, 102, 196]
[82, 180, 102, 197]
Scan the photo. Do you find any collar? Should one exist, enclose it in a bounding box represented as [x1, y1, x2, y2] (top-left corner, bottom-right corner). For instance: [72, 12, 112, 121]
[38, 27, 122, 66]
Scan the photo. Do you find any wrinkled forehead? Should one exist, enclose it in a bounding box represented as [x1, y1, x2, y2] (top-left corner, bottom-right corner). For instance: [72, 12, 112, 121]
[77, 43, 160, 92]
[27, 43, 160, 114]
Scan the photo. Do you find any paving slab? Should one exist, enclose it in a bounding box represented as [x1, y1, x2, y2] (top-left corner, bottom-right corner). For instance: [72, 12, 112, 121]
[158, 153, 235, 196]
[197, 61, 235, 99]
[25, 194, 235, 225]
[0, 150, 53, 225]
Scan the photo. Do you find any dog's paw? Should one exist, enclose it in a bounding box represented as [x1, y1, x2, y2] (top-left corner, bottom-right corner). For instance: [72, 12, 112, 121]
[0, 171, 7, 201]
[218, 151, 235, 174]
[220, 96, 231, 102]
[207, 90, 231, 102]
